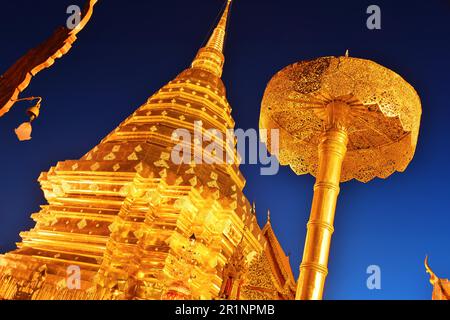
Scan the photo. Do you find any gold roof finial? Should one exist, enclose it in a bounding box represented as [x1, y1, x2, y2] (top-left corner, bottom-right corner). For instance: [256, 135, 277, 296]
[425, 256, 439, 286]
[345, 49, 350, 57]
[267, 209, 271, 223]
[192, 0, 233, 77]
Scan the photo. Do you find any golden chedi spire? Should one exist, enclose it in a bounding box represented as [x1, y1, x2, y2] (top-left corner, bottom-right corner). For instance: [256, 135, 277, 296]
[425, 256, 439, 286]
[191, 0, 232, 77]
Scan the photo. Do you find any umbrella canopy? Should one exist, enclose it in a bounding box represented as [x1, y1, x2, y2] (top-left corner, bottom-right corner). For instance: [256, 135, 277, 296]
[260, 56, 422, 182]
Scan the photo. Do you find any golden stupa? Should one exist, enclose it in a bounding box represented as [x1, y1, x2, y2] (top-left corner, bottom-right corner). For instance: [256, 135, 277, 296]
[0, 1, 296, 300]
[261, 56, 422, 299]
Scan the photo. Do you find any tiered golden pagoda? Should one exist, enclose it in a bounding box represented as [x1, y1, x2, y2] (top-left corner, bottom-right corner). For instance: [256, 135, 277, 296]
[425, 257, 450, 300]
[261, 56, 422, 300]
[0, 1, 296, 300]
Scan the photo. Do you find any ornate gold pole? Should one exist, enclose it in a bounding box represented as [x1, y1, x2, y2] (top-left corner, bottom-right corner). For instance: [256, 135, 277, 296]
[296, 102, 349, 300]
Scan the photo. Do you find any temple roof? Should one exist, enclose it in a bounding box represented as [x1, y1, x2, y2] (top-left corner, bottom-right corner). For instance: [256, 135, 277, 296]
[262, 213, 296, 287]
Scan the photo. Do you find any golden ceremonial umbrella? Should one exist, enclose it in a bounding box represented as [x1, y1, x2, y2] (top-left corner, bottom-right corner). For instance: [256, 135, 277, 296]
[260, 56, 422, 299]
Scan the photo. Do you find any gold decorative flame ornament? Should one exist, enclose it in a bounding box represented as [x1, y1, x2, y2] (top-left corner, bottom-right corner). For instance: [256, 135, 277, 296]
[425, 256, 438, 286]
[260, 56, 422, 300]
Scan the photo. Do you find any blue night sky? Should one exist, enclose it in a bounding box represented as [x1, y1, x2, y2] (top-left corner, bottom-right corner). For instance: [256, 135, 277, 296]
[1, 0, 449, 300]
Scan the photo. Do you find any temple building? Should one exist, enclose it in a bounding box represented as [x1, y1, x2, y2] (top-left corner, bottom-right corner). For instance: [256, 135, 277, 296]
[425, 258, 450, 300]
[0, 1, 296, 300]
